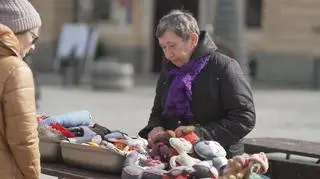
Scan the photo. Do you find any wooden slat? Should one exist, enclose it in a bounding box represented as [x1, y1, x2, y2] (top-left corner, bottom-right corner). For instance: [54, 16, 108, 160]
[243, 137, 320, 159]
[41, 162, 121, 179]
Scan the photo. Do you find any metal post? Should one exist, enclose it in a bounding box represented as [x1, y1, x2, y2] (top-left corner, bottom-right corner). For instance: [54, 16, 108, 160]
[73, 0, 80, 22]
[313, 57, 320, 89]
[214, 0, 249, 79]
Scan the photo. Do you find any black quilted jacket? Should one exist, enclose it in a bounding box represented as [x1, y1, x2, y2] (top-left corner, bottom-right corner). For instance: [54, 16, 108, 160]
[139, 31, 256, 157]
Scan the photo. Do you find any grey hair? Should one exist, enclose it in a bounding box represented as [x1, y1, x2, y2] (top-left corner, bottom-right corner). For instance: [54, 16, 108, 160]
[156, 9, 200, 41]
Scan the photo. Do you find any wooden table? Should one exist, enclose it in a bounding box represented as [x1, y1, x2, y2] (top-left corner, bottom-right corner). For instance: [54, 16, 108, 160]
[41, 138, 320, 179]
[41, 162, 121, 179]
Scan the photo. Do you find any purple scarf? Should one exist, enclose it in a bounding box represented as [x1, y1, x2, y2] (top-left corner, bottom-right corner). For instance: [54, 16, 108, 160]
[163, 55, 210, 118]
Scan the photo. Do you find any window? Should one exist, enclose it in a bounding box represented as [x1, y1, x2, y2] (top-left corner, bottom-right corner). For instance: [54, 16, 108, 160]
[92, 0, 112, 21]
[92, 0, 133, 24]
[245, 0, 263, 28]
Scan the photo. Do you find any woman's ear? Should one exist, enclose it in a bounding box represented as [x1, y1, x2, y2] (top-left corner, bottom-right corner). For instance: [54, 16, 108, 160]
[189, 32, 199, 48]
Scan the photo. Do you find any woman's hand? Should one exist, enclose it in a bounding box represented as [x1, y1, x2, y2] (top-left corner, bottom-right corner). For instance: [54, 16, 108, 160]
[148, 126, 165, 146]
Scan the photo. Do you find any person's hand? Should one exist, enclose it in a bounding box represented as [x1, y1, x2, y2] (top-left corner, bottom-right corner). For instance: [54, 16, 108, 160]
[174, 125, 195, 137]
[147, 126, 165, 146]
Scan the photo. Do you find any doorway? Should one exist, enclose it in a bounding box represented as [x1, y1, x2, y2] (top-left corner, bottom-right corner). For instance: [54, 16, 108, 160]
[152, 0, 199, 73]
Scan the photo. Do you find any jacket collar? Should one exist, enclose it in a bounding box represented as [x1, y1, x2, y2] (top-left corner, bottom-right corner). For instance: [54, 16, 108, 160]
[0, 24, 21, 58]
[165, 31, 217, 70]
[189, 31, 217, 60]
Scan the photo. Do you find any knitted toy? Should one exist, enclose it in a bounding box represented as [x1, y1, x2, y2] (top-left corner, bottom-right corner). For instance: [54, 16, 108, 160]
[149, 125, 200, 164]
[175, 125, 200, 145]
[192, 162, 219, 179]
[121, 151, 167, 179]
[193, 140, 228, 173]
[149, 130, 176, 163]
[169, 137, 201, 168]
[124, 151, 166, 170]
[223, 152, 269, 179]
[122, 136, 149, 155]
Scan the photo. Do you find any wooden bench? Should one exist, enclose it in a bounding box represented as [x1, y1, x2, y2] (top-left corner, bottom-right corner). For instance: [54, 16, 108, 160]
[41, 162, 121, 179]
[243, 137, 320, 161]
[243, 137, 320, 179]
[267, 156, 320, 179]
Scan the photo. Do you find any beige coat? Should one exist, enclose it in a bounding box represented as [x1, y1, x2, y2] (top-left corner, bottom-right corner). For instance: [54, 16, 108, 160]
[0, 24, 40, 179]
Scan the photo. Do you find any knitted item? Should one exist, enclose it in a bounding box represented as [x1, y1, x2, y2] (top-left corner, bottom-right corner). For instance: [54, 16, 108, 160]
[149, 131, 177, 163]
[223, 152, 269, 178]
[193, 140, 227, 159]
[163, 55, 210, 118]
[192, 162, 219, 179]
[0, 0, 41, 33]
[123, 136, 149, 156]
[69, 126, 97, 137]
[50, 123, 75, 138]
[151, 142, 177, 163]
[181, 126, 195, 134]
[169, 138, 201, 168]
[40, 110, 92, 128]
[179, 132, 199, 145]
[37, 123, 65, 139]
[247, 164, 270, 179]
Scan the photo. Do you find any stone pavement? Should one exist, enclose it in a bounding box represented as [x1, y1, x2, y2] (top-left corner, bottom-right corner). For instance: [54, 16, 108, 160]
[38, 74, 320, 178]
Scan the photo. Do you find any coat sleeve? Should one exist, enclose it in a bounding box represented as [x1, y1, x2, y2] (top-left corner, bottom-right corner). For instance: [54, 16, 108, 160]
[138, 71, 166, 139]
[3, 64, 40, 179]
[195, 59, 256, 145]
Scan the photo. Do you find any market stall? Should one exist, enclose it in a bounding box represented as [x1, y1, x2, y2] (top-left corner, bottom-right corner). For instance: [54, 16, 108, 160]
[38, 110, 270, 179]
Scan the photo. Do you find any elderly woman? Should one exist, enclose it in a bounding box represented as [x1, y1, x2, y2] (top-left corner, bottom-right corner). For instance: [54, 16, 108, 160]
[0, 0, 42, 178]
[139, 10, 256, 157]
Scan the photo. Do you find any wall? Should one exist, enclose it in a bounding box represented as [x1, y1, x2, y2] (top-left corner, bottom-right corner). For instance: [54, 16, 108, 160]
[247, 0, 320, 54]
[245, 0, 320, 85]
[90, 0, 153, 74]
[31, 0, 74, 71]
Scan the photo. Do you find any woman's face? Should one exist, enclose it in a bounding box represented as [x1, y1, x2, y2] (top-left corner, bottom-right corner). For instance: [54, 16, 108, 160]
[16, 27, 39, 58]
[158, 30, 198, 67]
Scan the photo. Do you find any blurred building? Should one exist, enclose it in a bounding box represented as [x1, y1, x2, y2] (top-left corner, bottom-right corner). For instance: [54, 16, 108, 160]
[30, 0, 215, 74]
[30, 0, 320, 86]
[245, 0, 320, 85]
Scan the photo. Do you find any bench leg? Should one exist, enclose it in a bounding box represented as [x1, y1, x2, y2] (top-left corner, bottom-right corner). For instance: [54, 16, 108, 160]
[286, 153, 291, 160]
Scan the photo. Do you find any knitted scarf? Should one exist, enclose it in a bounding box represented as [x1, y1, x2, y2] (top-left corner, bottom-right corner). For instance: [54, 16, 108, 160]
[163, 55, 210, 118]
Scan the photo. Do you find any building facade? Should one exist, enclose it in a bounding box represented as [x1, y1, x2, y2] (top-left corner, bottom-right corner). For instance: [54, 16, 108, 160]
[245, 0, 320, 85]
[31, 0, 320, 85]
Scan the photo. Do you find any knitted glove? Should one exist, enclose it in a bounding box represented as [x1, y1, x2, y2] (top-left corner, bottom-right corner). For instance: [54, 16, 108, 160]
[182, 125, 195, 134]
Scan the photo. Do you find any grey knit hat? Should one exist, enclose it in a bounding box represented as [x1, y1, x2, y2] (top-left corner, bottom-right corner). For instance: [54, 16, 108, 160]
[0, 0, 42, 33]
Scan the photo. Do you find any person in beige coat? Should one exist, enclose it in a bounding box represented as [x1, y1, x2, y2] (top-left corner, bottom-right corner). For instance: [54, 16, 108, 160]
[0, 0, 42, 178]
